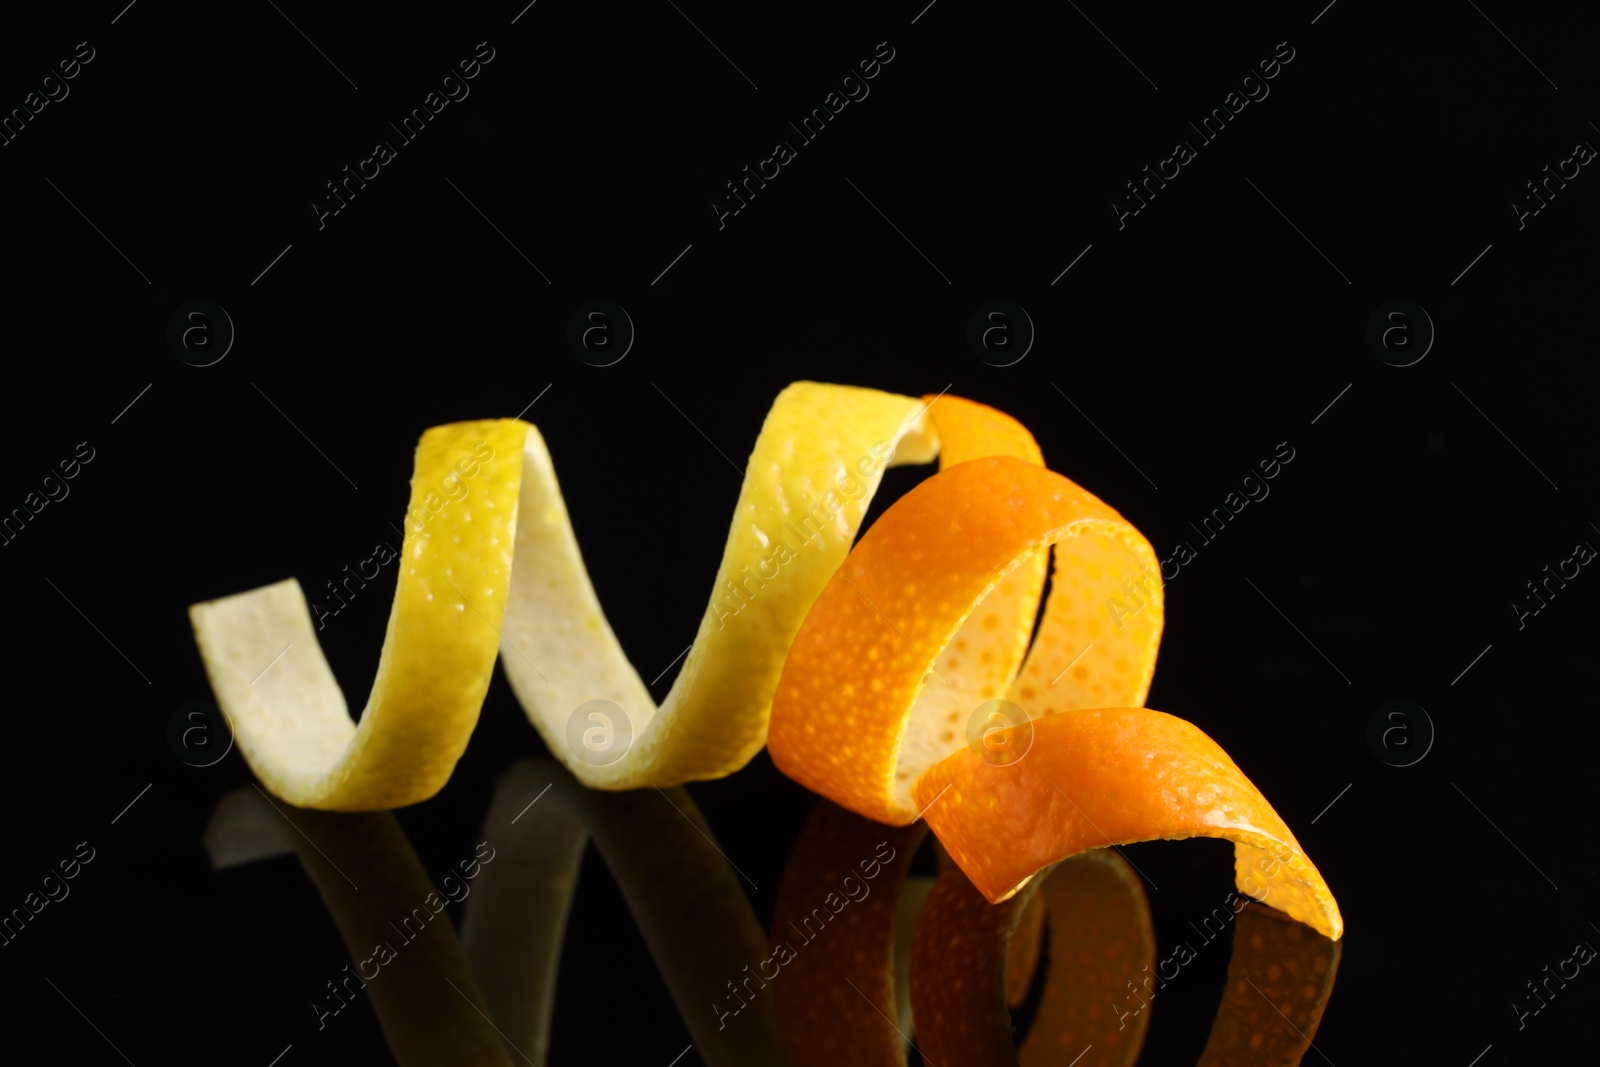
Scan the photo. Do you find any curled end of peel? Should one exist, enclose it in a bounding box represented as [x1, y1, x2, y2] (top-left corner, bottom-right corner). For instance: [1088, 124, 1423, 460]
[188, 419, 528, 810]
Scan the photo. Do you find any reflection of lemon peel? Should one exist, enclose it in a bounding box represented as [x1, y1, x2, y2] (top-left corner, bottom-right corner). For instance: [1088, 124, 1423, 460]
[266, 799, 513, 1065]
[463, 759, 791, 1067]
[189, 419, 528, 811]
[499, 381, 940, 789]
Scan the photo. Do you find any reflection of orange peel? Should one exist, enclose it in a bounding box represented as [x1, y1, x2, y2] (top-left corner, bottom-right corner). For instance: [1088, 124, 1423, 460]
[1006, 889, 1047, 1009]
[911, 850, 1155, 1067]
[1197, 901, 1342, 1065]
[189, 383, 948, 808]
[768, 800, 928, 1067]
[769, 413, 1342, 941]
[911, 855, 1340, 1067]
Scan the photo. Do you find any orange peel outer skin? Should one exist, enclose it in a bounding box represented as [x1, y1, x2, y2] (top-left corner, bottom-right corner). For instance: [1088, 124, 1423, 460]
[915, 707, 1344, 942]
[923, 392, 1044, 469]
[768, 454, 1157, 826]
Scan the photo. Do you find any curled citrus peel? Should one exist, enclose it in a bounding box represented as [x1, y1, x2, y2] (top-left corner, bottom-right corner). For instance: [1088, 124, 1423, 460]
[497, 381, 945, 789]
[189, 383, 947, 807]
[192, 382, 1340, 952]
[189, 419, 528, 810]
[770, 430, 1342, 941]
[914, 709, 1343, 941]
[768, 454, 1163, 825]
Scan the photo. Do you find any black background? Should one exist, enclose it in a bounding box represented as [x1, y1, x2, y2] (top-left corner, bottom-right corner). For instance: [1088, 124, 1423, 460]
[1, 1, 1596, 1064]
